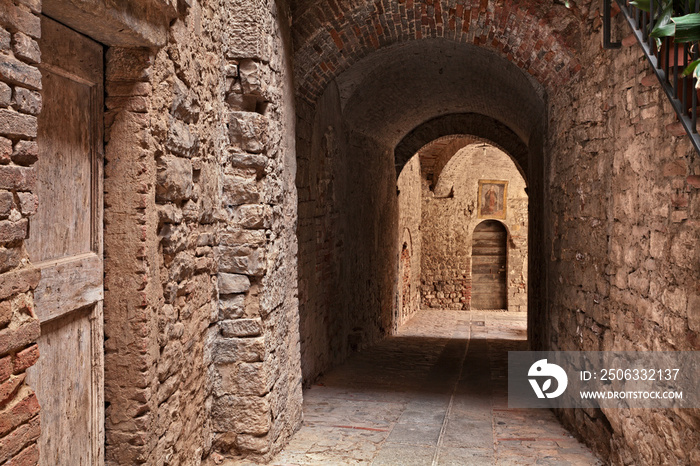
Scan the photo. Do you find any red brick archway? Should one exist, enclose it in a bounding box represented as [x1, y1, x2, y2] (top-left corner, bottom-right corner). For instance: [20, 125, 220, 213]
[292, 0, 583, 104]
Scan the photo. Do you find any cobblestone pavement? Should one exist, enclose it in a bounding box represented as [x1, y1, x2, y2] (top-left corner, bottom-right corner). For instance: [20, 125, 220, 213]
[269, 310, 602, 465]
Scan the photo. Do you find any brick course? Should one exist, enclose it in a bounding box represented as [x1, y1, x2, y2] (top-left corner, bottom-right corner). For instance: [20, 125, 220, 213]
[0, 2, 41, 461]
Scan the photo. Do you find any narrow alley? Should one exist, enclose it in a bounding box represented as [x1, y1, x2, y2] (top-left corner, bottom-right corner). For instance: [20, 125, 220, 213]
[2, 0, 699, 464]
[271, 310, 600, 465]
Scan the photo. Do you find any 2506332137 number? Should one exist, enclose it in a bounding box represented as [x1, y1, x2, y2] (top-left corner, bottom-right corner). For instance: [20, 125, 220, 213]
[600, 368, 680, 381]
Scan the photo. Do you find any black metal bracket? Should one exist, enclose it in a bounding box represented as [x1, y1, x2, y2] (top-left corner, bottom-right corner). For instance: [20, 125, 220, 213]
[604, 0, 622, 49]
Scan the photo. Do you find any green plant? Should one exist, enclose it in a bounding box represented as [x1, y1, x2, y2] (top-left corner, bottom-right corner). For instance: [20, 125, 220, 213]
[631, 0, 700, 81]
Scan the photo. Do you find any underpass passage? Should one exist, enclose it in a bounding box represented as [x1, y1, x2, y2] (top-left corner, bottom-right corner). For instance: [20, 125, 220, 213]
[272, 310, 600, 465]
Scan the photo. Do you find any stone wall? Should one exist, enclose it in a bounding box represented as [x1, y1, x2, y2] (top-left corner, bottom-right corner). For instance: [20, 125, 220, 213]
[396, 154, 421, 330]
[102, 1, 230, 460]
[296, 80, 399, 384]
[296, 84, 348, 383]
[101, 3, 229, 461]
[0, 0, 42, 462]
[544, 2, 700, 463]
[210, 0, 302, 460]
[421, 143, 527, 311]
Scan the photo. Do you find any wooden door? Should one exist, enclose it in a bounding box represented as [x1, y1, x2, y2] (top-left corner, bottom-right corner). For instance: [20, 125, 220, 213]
[25, 16, 104, 465]
[471, 220, 507, 310]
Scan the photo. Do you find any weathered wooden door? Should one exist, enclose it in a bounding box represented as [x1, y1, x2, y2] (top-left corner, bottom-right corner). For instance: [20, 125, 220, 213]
[471, 220, 507, 310]
[25, 16, 104, 465]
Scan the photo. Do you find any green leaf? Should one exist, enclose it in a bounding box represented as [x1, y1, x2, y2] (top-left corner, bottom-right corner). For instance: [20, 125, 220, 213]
[682, 58, 700, 77]
[681, 59, 700, 89]
[670, 13, 700, 42]
[630, 0, 651, 13]
[651, 22, 677, 38]
[648, 1, 675, 38]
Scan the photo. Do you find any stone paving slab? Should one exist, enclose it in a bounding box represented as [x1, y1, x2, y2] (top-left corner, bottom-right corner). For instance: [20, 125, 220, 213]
[436, 447, 493, 465]
[385, 422, 443, 446]
[268, 310, 602, 465]
[371, 445, 436, 465]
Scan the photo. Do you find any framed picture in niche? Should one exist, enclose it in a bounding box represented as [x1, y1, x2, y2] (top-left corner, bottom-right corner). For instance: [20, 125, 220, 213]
[477, 180, 508, 220]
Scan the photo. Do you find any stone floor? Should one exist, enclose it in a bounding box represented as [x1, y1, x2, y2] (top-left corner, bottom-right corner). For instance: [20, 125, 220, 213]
[269, 310, 601, 465]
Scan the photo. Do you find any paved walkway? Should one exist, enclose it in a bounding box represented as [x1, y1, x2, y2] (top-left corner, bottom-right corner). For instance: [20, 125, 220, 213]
[271, 310, 601, 465]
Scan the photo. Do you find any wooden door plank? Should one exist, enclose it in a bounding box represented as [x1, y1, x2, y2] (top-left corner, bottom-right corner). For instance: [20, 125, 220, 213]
[472, 221, 508, 310]
[27, 16, 105, 465]
[33, 253, 103, 323]
[39, 16, 102, 83]
[26, 308, 94, 465]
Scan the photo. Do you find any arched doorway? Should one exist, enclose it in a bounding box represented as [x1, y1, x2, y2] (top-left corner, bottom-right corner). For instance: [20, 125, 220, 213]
[471, 220, 507, 310]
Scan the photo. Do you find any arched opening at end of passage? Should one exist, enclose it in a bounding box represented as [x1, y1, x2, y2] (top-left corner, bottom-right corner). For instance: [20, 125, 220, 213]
[394, 113, 530, 186]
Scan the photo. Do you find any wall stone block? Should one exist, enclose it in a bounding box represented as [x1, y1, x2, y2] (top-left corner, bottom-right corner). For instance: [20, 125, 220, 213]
[222, 173, 259, 205]
[229, 151, 267, 173]
[11, 32, 39, 65]
[166, 118, 198, 157]
[0, 82, 10, 108]
[211, 394, 271, 435]
[0, 55, 40, 91]
[213, 337, 265, 363]
[219, 294, 245, 320]
[219, 273, 251, 295]
[0, 28, 10, 52]
[228, 111, 267, 154]
[156, 155, 193, 202]
[0, 110, 35, 139]
[218, 247, 265, 276]
[239, 59, 271, 99]
[219, 229, 266, 247]
[10, 88, 40, 116]
[0, 190, 12, 218]
[220, 318, 262, 337]
[0, 0, 40, 39]
[0, 219, 26, 244]
[10, 140, 36, 166]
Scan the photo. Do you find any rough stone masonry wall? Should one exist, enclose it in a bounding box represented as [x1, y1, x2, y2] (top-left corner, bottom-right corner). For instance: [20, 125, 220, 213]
[296, 81, 399, 384]
[545, 2, 700, 464]
[421, 144, 527, 311]
[396, 154, 421, 331]
[210, 0, 302, 460]
[0, 0, 43, 463]
[102, 4, 225, 460]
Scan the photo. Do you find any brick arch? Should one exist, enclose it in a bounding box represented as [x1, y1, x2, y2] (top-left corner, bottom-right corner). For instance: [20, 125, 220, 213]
[395, 113, 528, 181]
[292, 0, 582, 104]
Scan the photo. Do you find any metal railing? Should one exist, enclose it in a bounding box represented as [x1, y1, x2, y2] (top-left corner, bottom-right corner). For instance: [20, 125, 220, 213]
[605, 0, 700, 154]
